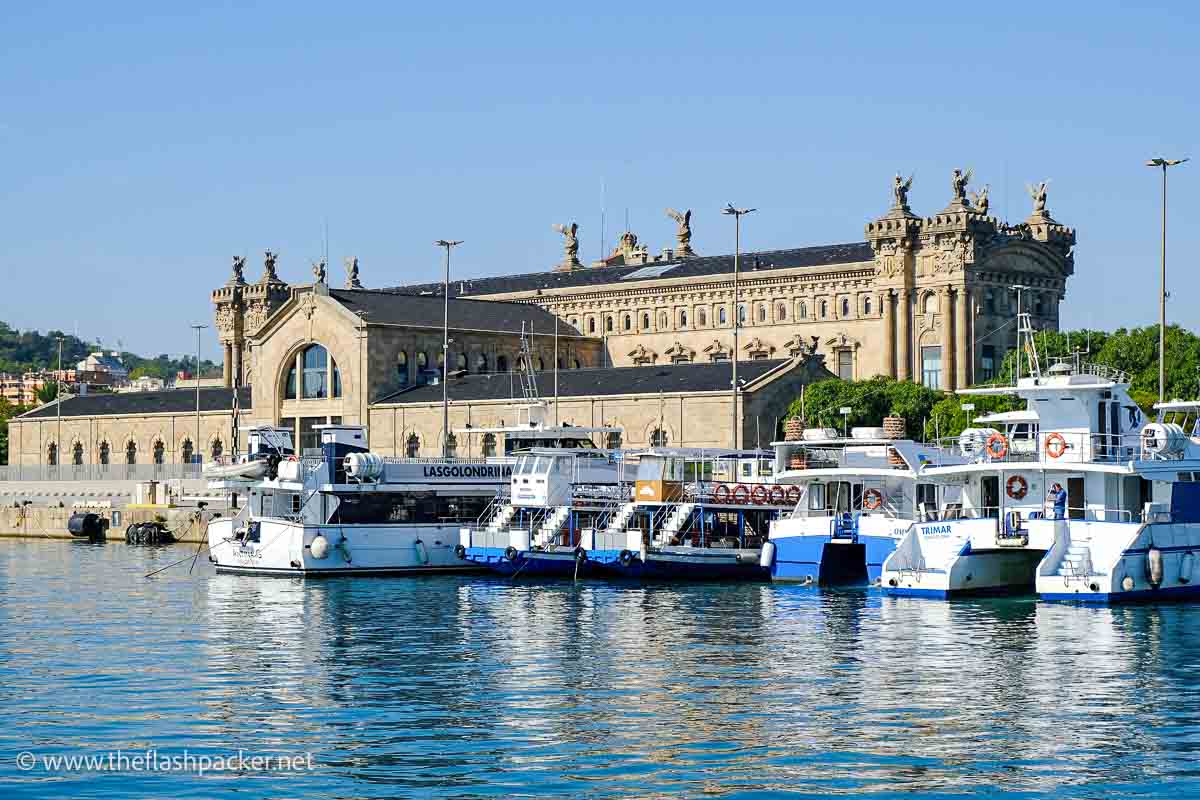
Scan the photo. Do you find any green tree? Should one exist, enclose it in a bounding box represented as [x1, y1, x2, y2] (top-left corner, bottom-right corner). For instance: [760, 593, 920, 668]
[35, 383, 58, 404]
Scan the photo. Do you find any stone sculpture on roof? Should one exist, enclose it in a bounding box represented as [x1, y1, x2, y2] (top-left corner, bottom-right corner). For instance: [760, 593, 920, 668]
[229, 255, 246, 285]
[552, 222, 582, 270]
[665, 208, 696, 258]
[312, 259, 327, 285]
[344, 256, 362, 289]
[893, 173, 913, 211]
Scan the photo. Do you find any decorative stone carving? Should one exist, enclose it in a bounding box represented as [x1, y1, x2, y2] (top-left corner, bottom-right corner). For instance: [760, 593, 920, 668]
[628, 343, 656, 365]
[784, 334, 820, 358]
[665, 208, 695, 258]
[892, 173, 913, 212]
[703, 339, 730, 361]
[742, 337, 774, 358]
[664, 341, 695, 363]
[950, 168, 972, 205]
[969, 185, 989, 216]
[229, 256, 247, 285]
[344, 257, 362, 289]
[552, 222, 582, 270]
[260, 250, 283, 284]
[1027, 180, 1051, 219]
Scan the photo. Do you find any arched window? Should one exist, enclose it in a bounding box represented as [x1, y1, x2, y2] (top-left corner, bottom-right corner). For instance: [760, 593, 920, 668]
[719, 307, 727, 325]
[659, 312, 668, 329]
[605, 316, 614, 333]
[397, 351, 409, 386]
[475, 353, 488, 373]
[153, 439, 165, 465]
[698, 308, 707, 327]
[757, 304, 767, 322]
[605, 431, 622, 449]
[650, 428, 669, 447]
[211, 439, 223, 460]
[46, 442, 57, 466]
[1034, 295, 1045, 316]
[445, 433, 458, 458]
[456, 353, 467, 371]
[737, 305, 747, 324]
[497, 355, 509, 373]
[301, 345, 330, 399]
[924, 293, 938, 314]
[569, 317, 578, 327]
[777, 303, 787, 321]
[405, 433, 420, 458]
[841, 298, 851, 318]
[181, 438, 194, 465]
[332, 362, 342, 398]
[985, 290, 996, 314]
[572, 359, 581, 369]
[98, 441, 110, 465]
[864, 296, 873, 316]
[125, 441, 137, 465]
[798, 301, 807, 320]
[72, 442, 83, 466]
[623, 315, 632, 331]
[819, 301, 828, 319]
[417, 352, 428, 371]
[642, 313, 650, 329]
[679, 310, 688, 328]
[588, 317, 596, 334]
[482, 433, 497, 457]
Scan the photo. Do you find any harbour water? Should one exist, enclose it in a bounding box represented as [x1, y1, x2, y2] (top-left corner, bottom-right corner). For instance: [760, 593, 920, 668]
[1, 539, 1198, 798]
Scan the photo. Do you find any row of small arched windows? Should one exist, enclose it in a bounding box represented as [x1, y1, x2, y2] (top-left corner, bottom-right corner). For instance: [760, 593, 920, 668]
[570, 297, 879, 335]
[396, 350, 582, 386]
[46, 438, 224, 466]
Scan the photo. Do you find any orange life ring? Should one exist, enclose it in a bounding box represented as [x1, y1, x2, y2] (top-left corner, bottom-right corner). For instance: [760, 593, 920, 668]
[1006, 474, 1029, 500]
[732, 484, 750, 504]
[751, 485, 768, 505]
[768, 485, 785, 505]
[713, 483, 731, 503]
[984, 433, 1009, 460]
[862, 488, 884, 511]
[1045, 433, 1068, 459]
[785, 485, 802, 504]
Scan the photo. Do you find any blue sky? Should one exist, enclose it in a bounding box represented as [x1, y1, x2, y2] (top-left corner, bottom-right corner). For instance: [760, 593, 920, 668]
[1, 1, 1196, 358]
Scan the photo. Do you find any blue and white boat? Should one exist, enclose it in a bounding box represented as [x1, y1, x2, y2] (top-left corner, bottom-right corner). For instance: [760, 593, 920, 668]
[880, 312, 1200, 602]
[595, 448, 791, 581]
[768, 428, 955, 585]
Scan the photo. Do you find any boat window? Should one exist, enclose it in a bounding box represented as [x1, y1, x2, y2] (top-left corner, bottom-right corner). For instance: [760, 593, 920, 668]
[916, 483, 937, 517]
[825, 481, 852, 513]
[808, 483, 825, 510]
[636, 458, 665, 481]
[331, 491, 491, 525]
[740, 461, 753, 479]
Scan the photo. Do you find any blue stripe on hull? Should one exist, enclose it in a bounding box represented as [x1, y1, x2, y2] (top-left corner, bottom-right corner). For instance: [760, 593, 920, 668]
[771, 534, 897, 586]
[1041, 584, 1200, 604]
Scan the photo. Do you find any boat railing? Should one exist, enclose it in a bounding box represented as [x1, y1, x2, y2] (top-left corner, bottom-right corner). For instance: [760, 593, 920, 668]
[1045, 357, 1129, 385]
[381, 456, 502, 465]
[930, 431, 1142, 467]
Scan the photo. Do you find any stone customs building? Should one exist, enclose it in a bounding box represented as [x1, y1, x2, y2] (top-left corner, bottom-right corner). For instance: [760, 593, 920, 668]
[8, 172, 1073, 465]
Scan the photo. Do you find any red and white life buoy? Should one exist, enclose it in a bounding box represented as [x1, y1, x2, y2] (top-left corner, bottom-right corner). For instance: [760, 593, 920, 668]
[862, 488, 884, 511]
[785, 485, 802, 504]
[732, 484, 750, 504]
[751, 485, 768, 505]
[1006, 474, 1029, 500]
[985, 433, 1009, 460]
[713, 483, 731, 503]
[1045, 433, 1068, 459]
[768, 485, 786, 505]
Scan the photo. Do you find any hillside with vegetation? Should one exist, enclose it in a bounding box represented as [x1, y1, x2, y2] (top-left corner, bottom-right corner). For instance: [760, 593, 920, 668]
[787, 324, 1200, 442]
[0, 321, 220, 379]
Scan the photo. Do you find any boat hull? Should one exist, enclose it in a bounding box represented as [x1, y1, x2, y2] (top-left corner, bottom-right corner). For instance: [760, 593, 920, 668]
[207, 518, 483, 576]
[462, 547, 609, 578]
[603, 548, 768, 581]
[770, 533, 899, 585]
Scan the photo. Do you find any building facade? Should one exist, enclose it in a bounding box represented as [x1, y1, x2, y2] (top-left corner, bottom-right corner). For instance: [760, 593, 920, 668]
[9, 171, 1074, 466]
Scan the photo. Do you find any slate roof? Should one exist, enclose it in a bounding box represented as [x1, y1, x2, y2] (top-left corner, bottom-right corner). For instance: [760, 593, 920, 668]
[19, 386, 251, 419]
[375, 359, 794, 405]
[385, 242, 874, 298]
[329, 289, 581, 335]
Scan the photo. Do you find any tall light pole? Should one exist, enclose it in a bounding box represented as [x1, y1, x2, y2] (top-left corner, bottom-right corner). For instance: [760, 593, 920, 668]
[191, 324, 206, 469]
[56, 335, 64, 474]
[721, 204, 755, 450]
[1146, 157, 1188, 405]
[435, 240, 463, 457]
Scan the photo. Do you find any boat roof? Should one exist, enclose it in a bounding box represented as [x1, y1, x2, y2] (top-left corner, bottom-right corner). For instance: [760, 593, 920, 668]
[972, 410, 1038, 424]
[454, 424, 621, 435]
[639, 447, 771, 459]
[1155, 400, 1200, 412]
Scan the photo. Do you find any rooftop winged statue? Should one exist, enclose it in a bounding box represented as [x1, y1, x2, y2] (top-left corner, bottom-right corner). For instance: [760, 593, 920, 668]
[552, 222, 580, 263]
[893, 173, 913, 210]
[263, 250, 279, 281]
[1027, 180, 1050, 215]
[344, 256, 362, 289]
[230, 255, 246, 284]
[665, 208, 695, 256]
[968, 184, 990, 215]
[312, 258, 327, 284]
[951, 168, 972, 202]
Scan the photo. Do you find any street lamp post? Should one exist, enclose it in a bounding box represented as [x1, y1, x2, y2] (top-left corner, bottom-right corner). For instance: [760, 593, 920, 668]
[56, 336, 64, 475]
[721, 204, 755, 450]
[435, 240, 463, 457]
[1146, 157, 1189, 405]
[191, 324, 207, 471]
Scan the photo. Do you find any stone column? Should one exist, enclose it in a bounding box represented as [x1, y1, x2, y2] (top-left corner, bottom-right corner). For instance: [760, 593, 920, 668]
[222, 344, 233, 388]
[941, 287, 955, 392]
[881, 291, 896, 378]
[232, 345, 243, 388]
[897, 289, 911, 381]
[955, 288, 970, 388]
